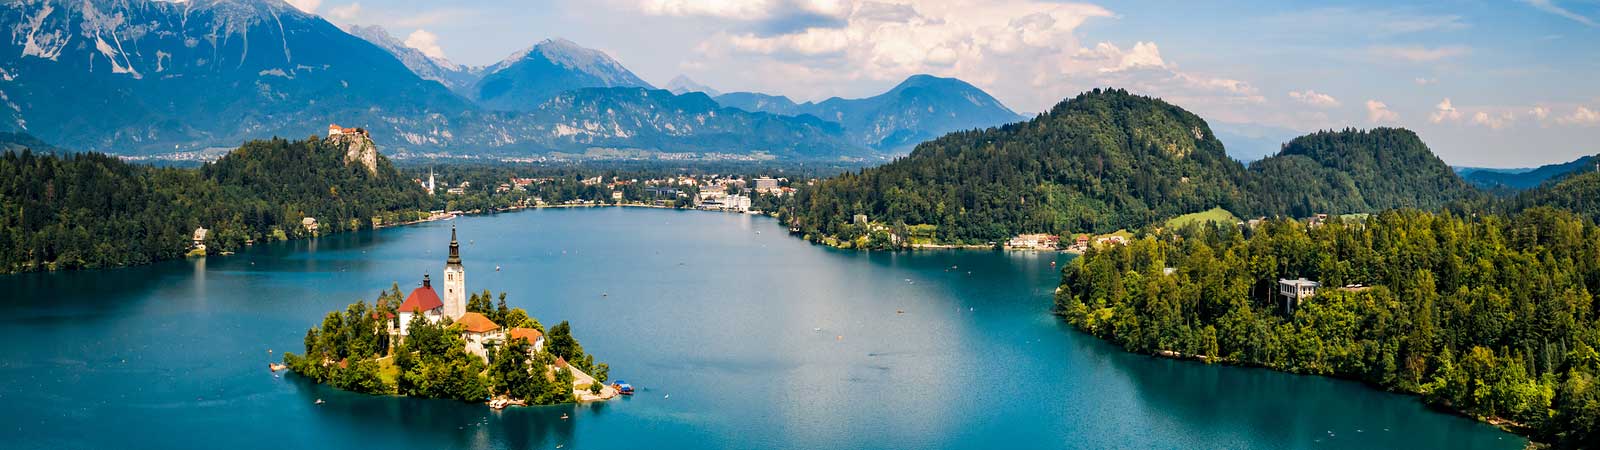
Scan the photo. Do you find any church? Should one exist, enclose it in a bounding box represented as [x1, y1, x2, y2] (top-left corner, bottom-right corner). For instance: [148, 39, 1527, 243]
[391, 225, 544, 360]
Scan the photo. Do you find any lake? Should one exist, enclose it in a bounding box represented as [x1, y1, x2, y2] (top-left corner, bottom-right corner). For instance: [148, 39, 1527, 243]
[0, 207, 1522, 449]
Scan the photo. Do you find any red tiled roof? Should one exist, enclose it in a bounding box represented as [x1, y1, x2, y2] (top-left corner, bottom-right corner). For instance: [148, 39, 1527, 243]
[508, 327, 543, 344]
[456, 312, 500, 333]
[398, 286, 444, 314]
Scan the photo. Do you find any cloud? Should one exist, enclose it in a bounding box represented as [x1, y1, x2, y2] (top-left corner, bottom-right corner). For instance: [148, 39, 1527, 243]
[1288, 90, 1340, 108]
[1559, 106, 1600, 126]
[327, 3, 362, 22]
[1264, 8, 1468, 37]
[1366, 100, 1399, 123]
[1531, 105, 1550, 120]
[684, 1, 1263, 115]
[640, 0, 851, 23]
[1414, 77, 1437, 86]
[285, 0, 320, 13]
[1430, 98, 1462, 123]
[1519, 0, 1598, 27]
[404, 29, 447, 60]
[1472, 111, 1514, 129]
[1369, 45, 1471, 62]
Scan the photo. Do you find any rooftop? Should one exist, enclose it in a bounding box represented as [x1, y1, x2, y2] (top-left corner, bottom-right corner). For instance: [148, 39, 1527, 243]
[456, 312, 500, 333]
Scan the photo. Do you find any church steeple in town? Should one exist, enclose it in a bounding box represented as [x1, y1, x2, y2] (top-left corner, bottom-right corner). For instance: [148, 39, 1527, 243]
[447, 225, 462, 265]
[442, 225, 466, 319]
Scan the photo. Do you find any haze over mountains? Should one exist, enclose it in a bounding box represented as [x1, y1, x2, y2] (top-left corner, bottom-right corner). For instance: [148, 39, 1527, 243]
[0, 0, 1028, 160]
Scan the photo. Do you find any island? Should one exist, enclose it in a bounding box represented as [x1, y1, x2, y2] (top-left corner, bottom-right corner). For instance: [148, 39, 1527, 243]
[283, 226, 616, 406]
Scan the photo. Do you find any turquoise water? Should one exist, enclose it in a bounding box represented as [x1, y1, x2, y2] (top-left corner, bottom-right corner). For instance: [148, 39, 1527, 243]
[0, 207, 1522, 449]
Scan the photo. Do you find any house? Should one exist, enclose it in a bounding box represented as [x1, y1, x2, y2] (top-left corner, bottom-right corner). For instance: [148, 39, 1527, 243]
[192, 227, 208, 250]
[394, 274, 446, 336]
[507, 327, 546, 354]
[1278, 278, 1320, 314]
[853, 214, 869, 225]
[611, 191, 624, 202]
[1074, 235, 1090, 250]
[301, 217, 319, 233]
[754, 177, 779, 193]
[456, 312, 502, 361]
[1095, 235, 1127, 246]
[1008, 233, 1060, 250]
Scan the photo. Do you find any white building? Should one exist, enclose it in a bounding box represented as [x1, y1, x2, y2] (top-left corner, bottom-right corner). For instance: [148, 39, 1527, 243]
[456, 311, 502, 361]
[394, 274, 446, 336]
[1279, 278, 1320, 314]
[442, 225, 467, 320]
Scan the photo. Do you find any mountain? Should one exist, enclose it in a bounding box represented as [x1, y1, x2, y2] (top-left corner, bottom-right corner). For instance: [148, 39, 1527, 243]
[480, 88, 871, 160]
[786, 88, 1253, 244]
[715, 75, 1026, 152]
[0, 0, 471, 154]
[1514, 170, 1600, 223]
[344, 24, 480, 92]
[1211, 122, 1300, 162]
[1244, 128, 1482, 218]
[1465, 154, 1599, 190]
[470, 38, 652, 111]
[664, 75, 720, 97]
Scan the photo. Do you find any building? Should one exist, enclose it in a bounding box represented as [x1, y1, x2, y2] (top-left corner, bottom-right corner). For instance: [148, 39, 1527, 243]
[327, 124, 367, 137]
[1007, 234, 1059, 250]
[1278, 278, 1320, 314]
[1095, 235, 1127, 246]
[456, 312, 502, 361]
[442, 226, 467, 320]
[507, 327, 546, 354]
[192, 227, 208, 250]
[853, 214, 869, 225]
[302, 217, 319, 233]
[753, 177, 779, 193]
[395, 274, 446, 336]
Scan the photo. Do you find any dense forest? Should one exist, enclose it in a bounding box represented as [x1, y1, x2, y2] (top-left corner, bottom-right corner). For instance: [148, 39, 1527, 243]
[1055, 208, 1600, 448]
[0, 137, 429, 273]
[1512, 171, 1600, 224]
[285, 287, 607, 404]
[1245, 128, 1482, 218]
[785, 88, 1253, 245]
[783, 89, 1484, 247]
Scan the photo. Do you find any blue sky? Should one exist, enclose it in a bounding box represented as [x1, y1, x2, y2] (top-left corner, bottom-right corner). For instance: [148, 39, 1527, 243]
[288, 0, 1600, 167]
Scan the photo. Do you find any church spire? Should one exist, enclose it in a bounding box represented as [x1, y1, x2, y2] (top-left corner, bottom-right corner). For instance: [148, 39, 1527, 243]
[447, 225, 461, 265]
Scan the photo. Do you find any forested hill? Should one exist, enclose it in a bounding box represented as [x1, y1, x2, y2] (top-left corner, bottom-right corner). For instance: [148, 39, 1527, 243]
[0, 137, 428, 273]
[1513, 170, 1600, 223]
[787, 88, 1253, 244]
[1245, 128, 1482, 218]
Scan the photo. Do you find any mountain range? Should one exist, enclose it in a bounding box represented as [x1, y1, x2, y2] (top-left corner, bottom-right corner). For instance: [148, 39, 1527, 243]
[1463, 154, 1600, 190]
[713, 75, 1026, 152]
[0, 0, 1026, 160]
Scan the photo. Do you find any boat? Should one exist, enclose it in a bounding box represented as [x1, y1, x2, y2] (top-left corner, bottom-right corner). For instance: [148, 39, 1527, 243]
[314, 399, 325, 405]
[612, 381, 634, 395]
[268, 362, 287, 372]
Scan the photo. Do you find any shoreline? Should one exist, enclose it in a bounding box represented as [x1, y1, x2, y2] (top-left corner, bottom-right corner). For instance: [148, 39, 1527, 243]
[1057, 313, 1542, 446]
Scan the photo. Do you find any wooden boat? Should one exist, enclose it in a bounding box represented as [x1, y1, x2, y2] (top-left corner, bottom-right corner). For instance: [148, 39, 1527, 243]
[268, 362, 288, 372]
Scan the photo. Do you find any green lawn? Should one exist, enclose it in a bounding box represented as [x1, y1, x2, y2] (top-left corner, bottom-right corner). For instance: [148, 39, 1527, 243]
[1164, 207, 1241, 229]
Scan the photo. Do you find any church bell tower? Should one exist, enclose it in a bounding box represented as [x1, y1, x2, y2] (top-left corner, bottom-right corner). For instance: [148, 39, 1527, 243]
[443, 225, 466, 320]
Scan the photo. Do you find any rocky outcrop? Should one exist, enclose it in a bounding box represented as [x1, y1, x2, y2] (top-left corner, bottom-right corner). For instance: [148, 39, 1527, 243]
[331, 133, 379, 174]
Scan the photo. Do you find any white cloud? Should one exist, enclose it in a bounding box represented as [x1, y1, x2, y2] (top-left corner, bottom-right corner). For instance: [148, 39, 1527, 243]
[327, 3, 362, 22]
[285, 0, 321, 13]
[1430, 98, 1462, 123]
[640, 0, 850, 21]
[684, 1, 1262, 114]
[1531, 105, 1550, 120]
[404, 29, 447, 60]
[1519, 0, 1598, 27]
[1366, 100, 1399, 123]
[1414, 77, 1437, 86]
[1288, 90, 1340, 108]
[1559, 106, 1600, 126]
[1370, 45, 1471, 62]
[1472, 111, 1514, 129]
